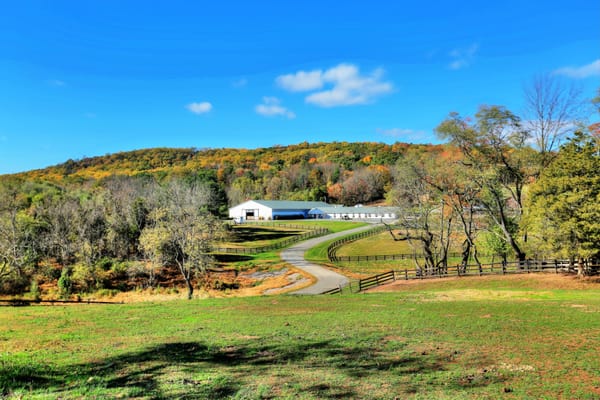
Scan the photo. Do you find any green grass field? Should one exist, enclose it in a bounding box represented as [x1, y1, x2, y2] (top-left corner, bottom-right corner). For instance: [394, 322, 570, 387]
[2, 276, 599, 399]
[328, 230, 506, 276]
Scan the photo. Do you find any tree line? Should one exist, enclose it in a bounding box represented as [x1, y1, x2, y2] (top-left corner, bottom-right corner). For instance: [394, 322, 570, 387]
[387, 79, 598, 276]
[0, 76, 598, 297]
[0, 175, 225, 299]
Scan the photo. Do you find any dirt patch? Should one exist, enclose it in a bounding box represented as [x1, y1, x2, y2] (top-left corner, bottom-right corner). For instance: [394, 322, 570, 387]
[263, 272, 311, 295]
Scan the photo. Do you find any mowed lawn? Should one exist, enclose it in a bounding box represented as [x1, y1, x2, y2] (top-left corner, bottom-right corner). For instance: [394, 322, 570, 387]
[2, 276, 600, 399]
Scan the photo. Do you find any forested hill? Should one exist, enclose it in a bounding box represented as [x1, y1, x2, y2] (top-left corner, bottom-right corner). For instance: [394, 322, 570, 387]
[11, 141, 429, 180]
[5, 141, 448, 206]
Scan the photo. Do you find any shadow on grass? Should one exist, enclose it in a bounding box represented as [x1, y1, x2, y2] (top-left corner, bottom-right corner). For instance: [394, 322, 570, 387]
[228, 227, 303, 243]
[1, 338, 500, 399]
[213, 254, 254, 263]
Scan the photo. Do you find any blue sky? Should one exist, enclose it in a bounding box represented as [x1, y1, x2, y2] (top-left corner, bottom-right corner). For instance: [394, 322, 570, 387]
[1, 0, 598, 174]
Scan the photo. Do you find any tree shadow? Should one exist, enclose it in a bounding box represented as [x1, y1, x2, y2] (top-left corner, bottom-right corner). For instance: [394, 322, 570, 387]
[212, 254, 253, 263]
[228, 227, 303, 243]
[1, 338, 502, 398]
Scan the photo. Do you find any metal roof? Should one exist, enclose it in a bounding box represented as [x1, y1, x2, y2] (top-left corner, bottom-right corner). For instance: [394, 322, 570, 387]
[309, 206, 398, 214]
[252, 200, 329, 210]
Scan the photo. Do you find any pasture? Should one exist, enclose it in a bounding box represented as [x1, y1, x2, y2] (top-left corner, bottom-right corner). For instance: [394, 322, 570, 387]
[2, 274, 599, 399]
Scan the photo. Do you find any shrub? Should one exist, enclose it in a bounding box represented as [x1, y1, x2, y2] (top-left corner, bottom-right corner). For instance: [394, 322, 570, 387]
[57, 267, 72, 299]
[28, 280, 41, 302]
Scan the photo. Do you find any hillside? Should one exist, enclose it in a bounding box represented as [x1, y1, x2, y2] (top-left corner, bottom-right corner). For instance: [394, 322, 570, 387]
[10, 141, 433, 181]
[5, 141, 448, 206]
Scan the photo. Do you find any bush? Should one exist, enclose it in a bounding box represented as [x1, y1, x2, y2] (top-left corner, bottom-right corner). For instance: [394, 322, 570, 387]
[57, 267, 72, 299]
[28, 280, 41, 302]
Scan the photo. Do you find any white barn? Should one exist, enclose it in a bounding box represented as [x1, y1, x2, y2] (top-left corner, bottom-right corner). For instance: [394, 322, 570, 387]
[229, 200, 329, 221]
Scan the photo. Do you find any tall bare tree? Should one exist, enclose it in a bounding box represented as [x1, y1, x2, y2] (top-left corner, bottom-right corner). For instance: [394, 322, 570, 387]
[523, 74, 585, 170]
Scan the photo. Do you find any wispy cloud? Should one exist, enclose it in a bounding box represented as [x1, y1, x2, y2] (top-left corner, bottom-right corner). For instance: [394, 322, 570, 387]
[554, 59, 600, 79]
[448, 44, 479, 70]
[276, 63, 393, 107]
[255, 97, 295, 119]
[186, 101, 213, 115]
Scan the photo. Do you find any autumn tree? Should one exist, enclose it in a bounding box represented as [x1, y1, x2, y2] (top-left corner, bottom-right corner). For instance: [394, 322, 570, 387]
[0, 181, 37, 291]
[389, 154, 454, 274]
[140, 180, 225, 299]
[407, 148, 483, 270]
[37, 194, 80, 266]
[436, 105, 534, 262]
[525, 131, 600, 274]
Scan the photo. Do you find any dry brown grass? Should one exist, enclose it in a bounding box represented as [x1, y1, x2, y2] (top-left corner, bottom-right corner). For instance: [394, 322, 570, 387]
[369, 273, 600, 292]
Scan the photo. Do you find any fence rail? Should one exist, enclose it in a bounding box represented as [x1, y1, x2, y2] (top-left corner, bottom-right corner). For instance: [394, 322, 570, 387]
[327, 225, 387, 261]
[214, 227, 329, 254]
[358, 270, 395, 292]
[325, 258, 599, 294]
[0, 299, 124, 306]
[331, 252, 476, 262]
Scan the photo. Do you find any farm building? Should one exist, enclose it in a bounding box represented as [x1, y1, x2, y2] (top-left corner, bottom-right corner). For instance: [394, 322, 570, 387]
[308, 205, 398, 220]
[228, 200, 329, 221]
[229, 200, 398, 221]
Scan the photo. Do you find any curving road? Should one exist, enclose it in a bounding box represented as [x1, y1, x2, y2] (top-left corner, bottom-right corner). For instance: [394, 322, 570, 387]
[282, 225, 374, 295]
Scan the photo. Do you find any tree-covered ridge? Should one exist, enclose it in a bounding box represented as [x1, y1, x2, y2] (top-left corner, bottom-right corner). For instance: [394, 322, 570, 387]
[10, 142, 420, 182]
[6, 141, 442, 206]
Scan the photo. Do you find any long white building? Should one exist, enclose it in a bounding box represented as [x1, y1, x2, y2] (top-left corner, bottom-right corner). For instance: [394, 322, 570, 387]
[229, 200, 398, 221]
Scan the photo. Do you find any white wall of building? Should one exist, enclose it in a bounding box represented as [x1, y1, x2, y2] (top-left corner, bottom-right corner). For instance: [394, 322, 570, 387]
[228, 201, 273, 221]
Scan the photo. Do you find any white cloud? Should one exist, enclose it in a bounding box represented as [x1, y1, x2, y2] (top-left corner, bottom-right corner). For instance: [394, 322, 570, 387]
[554, 59, 600, 79]
[276, 70, 324, 92]
[186, 101, 213, 115]
[448, 44, 479, 70]
[277, 63, 393, 108]
[255, 97, 295, 119]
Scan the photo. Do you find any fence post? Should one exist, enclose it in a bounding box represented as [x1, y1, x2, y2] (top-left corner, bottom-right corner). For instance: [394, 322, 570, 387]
[554, 260, 558, 273]
[502, 261, 506, 275]
[404, 269, 408, 280]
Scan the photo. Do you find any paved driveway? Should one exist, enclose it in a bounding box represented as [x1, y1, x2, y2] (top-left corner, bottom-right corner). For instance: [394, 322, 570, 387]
[282, 225, 374, 294]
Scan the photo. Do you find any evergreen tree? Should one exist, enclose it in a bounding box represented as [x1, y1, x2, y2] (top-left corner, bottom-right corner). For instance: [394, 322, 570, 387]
[526, 131, 600, 274]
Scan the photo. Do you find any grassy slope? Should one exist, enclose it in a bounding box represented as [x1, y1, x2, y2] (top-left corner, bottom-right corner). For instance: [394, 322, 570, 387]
[2, 278, 599, 399]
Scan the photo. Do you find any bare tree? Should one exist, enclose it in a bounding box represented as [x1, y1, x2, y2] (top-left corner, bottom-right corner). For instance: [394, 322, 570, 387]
[0, 181, 36, 285]
[390, 156, 454, 275]
[523, 74, 585, 170]
[140, 180, 225, 299]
